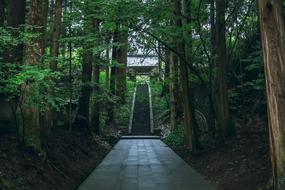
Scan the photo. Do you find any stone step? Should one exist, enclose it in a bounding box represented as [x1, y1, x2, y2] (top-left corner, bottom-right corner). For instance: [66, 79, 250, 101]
[120, 136, 160, 139]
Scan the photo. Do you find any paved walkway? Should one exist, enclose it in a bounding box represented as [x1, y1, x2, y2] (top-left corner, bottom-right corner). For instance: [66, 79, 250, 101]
[78, 139, 215, 190]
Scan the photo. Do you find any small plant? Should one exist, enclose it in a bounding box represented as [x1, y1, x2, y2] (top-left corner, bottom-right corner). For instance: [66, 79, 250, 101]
[165, 127, 184, 147]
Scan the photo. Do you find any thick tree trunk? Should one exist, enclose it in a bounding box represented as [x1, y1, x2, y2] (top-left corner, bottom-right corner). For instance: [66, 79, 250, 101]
[258, 1, 285, 189]
[91, 19, 100, 135]
[169, 51, 179, 130]
[76, 32, 93, 128]
[39, 0, 49, 56]
[208, 0, 217, 133]
[115, 27, 128, 103]
[0, 0, 5, 26]
[107, 28, 119, 127]
[6, 0, 26, 28]
[16, 0, 49, 152]
[0, 0, 5, 81]
[171, 0, 196, 151]
[43, 0, 63, 139]
[213, 0, 234, 137]
[92, 60, 100, 134]
[50, 0, 63, 70]
[75, 6, 94, 128]
[3, 0, 26, 65]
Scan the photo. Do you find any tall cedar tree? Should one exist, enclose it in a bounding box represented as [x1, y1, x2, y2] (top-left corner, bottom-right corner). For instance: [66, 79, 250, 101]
[115, 27, 128, 103]
[169, 51, 178, 130]
[107, 24, 120, 127]
[0, 0, 4, 26]
[43, 0, 63, 137]
[76, 18, 93, 128]
[171, 0, 197, 151]
[50, 0, 63, 71]
[258, 0, 285, 189]
[16, 0, 49, 151]
[91, 18, 100, 135]
[3, 0, 26, 66]
[213, 0, 234, 137]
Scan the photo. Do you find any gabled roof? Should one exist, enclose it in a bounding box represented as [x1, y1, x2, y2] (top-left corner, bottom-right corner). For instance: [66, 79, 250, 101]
[127, 54, 158, 67]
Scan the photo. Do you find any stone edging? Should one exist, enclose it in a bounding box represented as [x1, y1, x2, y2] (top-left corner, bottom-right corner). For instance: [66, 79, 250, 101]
[128, 85, 137, 134]
[148, 83, 154, 134]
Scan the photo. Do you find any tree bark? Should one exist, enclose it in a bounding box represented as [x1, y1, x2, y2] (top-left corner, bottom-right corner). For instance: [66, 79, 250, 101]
[43, 0, 63, 139]
[50, 0, 63, 70]
[171, 0, 197, 151]
[76, 23, 93, 128]
[106, 47, 110, 90]
[0, 0, 5, 100]
[91, 18, 100, 135]
[115, 27, 128, 103]
[105, 34, 112, 90]
[2, 0, 26, 79]
[0, 0, 5, 26]
[107, 27, 119, 127]
[16, 0, 49, 152]
[169, 51, 179, 130]
[75, 4, 95, 128]
[162, 49, 170, 96]
[258, 0, 285, 189]
[39, 0, 49, 56]
[213, 0, 234, 137]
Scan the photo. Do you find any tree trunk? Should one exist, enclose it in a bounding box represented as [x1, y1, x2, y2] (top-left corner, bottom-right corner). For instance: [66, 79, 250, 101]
[157, 43, 162, 81]
[0, 0, 4, 74]
[91, 18, 100, 135]
[50, 0, 63, 70]
[76, 24, 93, 128]
[39, 0, 49, 57]
[213, 0, 234, 137]
[3, 0, 26, 64]
[115, 27, 128, 103]
[43, 0, 63, 140]
[75, 4, 95, 128]
[107, 27, 119, 127]
[169, 51, 179, 130]
[162, 49, 170, 97]
[105, 34, 112, 90]
[106, 48, 110, 90]
[0, 0, 5, 26]
[171, 0, 196, 151]
[258, 0, 285, 189]
[16, 0, 49, 152]
[208, 0, 217, 133]
[7, 0, 26, 28]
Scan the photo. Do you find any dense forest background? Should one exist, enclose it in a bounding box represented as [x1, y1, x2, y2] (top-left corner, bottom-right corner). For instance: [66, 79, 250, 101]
[0, 0, 285, 189]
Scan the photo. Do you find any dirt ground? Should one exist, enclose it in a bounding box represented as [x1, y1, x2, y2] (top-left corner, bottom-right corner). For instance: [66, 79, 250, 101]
[0, 126, 111, 190]
[172, 116, 271, 190]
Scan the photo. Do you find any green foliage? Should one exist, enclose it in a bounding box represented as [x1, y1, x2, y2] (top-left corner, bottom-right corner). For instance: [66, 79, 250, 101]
[229, 42, 266, 115]
[114, 78, 136, 128]
[1, 64, 65, 112]
[151, 79, 168, 126]
[165, 127, 184, 147]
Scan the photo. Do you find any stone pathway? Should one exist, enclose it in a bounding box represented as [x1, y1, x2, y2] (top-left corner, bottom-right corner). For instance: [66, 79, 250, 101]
[78, 139, 215, 190]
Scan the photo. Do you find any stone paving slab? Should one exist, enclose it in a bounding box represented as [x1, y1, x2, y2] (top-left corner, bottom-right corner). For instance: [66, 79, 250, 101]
[78, 139, 216, 190]
[121, 136, 160, 139]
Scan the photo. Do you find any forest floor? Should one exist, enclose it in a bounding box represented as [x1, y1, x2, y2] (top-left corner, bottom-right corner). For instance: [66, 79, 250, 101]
[172, 115, 271, 190]
[0, 126, 111, 190]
